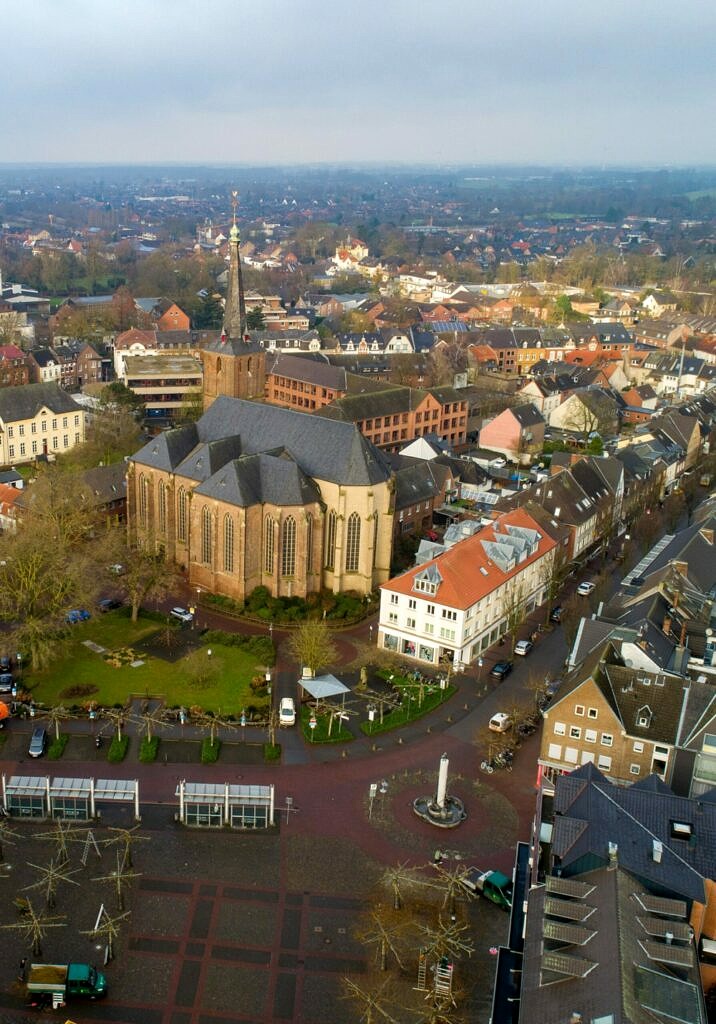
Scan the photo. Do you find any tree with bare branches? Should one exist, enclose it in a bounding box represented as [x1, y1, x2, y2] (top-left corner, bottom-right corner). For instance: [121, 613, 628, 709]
[0, 898, 66, 956]
[23, 858, 81, 909]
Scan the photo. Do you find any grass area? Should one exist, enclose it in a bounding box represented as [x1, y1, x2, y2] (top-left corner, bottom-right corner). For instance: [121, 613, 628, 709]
[360, 671, 456, 736]
[264, 742, 281, 762]
[26, 610, 269, 715]
[300, 704, 353, 744]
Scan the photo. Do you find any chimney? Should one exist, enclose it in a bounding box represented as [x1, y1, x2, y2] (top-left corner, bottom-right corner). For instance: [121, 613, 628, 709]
[680, 622, 687, 646]
[608, 841, 618, 863]
[570, 1014, 583, 1024]
[665, 931, 674, 946]
[662, 614, 672, 636]
[653, 839, 663, 864]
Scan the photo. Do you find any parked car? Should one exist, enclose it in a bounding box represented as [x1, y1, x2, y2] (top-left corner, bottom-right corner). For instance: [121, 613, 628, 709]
[279, 697, 296, 726]
[28, 727, 47, 758]
[66, 609, 91, 624]
[514, 639, 533, 657]
[490, 661, 513, 680]
[576, 581, 596, 597]
[98, 598, 122, 613]
[0, 655, 10, 672]
[549, 606, 563, 623]
[0, 672, 13, 692]
[170, 607, 193, 623]
[489, 712, 512, 733]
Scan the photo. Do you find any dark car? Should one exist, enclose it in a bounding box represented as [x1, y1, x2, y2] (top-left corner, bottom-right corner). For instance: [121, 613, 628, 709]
[98, 598, 122, 613]
[0, 672, 13, 692]
[0, 655, 10, 672]
[490, 660, 513, 680]
[549, 606, 563, 623]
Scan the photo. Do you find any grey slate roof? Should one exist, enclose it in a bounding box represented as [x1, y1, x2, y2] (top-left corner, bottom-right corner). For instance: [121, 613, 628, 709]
[551, 763, 715, 904]
[174, 436, 244, 484]
[519, 862, 706, 1024]
[0, 383, 83, 424]
[266, 352, 347, 390]
[131, 396, 391, 488]
[194, 452, 321, 508]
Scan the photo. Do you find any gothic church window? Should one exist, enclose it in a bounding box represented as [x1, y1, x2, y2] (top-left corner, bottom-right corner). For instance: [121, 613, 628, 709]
[201, 506, 213, 565]
[346, 512, 361, 573]
[281, 516, 296, 577]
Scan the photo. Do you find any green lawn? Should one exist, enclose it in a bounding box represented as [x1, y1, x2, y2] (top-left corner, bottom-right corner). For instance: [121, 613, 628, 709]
[26, 611, 268, 716]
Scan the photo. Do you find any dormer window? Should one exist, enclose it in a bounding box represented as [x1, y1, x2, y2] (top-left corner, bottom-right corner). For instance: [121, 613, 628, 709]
[637, 705, 653, 729]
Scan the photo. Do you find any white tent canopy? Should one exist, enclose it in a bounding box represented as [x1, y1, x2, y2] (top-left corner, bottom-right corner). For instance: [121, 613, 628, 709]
[300, 673, 350, 700]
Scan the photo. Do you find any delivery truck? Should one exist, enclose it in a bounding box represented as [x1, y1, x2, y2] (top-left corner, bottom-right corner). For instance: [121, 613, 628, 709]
[461, 867, 513, 910]
[26, 963, 107, 1007]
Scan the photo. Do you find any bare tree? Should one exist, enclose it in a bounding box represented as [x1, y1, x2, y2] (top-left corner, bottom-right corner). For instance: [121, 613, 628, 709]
[502, 580, 527, 653]
[288, 620, 337, 676]
[39, 704, 75, 742]
[23, 858, 81, 909]
[93, 849, 141, 911]
[81, 906, 131, 963]
[0, 898, 66, 956]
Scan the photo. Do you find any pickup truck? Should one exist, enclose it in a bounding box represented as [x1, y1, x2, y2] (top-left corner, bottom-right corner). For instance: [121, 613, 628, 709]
[26, 963, 107, 1005]
[461, 867, 513, 910]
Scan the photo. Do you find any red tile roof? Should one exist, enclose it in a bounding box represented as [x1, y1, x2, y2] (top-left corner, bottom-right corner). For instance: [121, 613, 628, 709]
[382, 507, 557, 609]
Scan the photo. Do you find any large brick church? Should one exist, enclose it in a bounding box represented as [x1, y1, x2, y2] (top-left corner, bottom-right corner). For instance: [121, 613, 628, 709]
[127, 210, 395, 600]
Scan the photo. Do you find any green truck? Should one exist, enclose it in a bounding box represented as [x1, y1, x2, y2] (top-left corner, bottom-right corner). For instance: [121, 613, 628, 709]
[26, 963, 107, 1005]
[462, 867, 513, 910]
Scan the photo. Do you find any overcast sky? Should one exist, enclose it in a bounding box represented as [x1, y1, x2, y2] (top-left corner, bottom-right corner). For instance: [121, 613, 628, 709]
[4, 0, 714, 165]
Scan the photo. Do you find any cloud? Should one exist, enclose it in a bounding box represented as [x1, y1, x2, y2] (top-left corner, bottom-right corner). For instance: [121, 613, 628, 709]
[2, 0, 714, 163]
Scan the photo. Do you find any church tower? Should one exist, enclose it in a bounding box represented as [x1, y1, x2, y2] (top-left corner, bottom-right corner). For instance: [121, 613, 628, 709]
[201, 192, 266, 411]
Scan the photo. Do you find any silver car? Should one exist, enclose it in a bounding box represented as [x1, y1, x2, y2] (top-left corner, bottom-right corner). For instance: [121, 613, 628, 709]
[28, 727, 47, 758]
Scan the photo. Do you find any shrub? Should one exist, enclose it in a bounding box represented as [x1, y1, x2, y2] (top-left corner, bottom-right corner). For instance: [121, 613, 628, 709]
[58, 684, 99, 700]
[201, 738, 221, 763]
[47, 734, 69, 759]
[108, 736, 129, 762]
[247, 586, 271, 612]
[139, 737, 159, 763]
[264, 742, 281, 762]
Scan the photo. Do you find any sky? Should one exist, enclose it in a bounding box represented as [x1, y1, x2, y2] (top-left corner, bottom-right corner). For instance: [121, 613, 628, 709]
[4, 0, 715, 166]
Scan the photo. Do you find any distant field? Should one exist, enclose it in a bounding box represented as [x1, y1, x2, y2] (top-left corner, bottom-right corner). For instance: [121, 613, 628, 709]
[685, 189, 716, 200]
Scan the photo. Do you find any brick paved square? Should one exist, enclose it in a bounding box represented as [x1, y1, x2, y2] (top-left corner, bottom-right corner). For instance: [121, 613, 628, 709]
[304, 910, 364, 957]
[112, 951, 175, 1004]
[202, 962, 268, 1016]
[301, 973, 349, 1024]
[133, 892, 191, 938]
[214, 899, 277, 947]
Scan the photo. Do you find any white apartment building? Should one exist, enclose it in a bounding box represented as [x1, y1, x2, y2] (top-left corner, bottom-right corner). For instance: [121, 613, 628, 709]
[378, 508, 557, 668]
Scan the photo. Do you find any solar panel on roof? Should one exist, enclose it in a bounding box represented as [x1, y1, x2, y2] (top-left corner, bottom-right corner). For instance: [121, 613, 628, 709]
[546, 876, 596, 899]
[544, 897, 596, 922]
[642, 940, 694, 968]
[635, 893, 687, 919]
[543, 920, 595, 946]
[541, 951, 597, 978]
[637, 917, 692, 942]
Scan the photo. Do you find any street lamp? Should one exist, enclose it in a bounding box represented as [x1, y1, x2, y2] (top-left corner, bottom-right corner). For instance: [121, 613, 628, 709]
[477, 656, 484, 686]
[265, 670, 272, 696]
[240, 708, 247, 740]
[369, 623, 373, 642]
[269, 622, 274, 641]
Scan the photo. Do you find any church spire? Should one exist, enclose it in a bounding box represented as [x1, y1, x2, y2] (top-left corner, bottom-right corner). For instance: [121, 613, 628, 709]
[224, 190, 247, 339]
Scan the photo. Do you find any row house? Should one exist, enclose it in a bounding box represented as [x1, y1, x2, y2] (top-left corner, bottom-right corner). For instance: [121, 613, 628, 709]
[0, 344, 30, 389]
[378, 507, 557, 668]
[502, 764, 715, 1023]
[539, 645, 692, 790]
[314, 386, 468, 451]
[478, 403, 546, 463]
